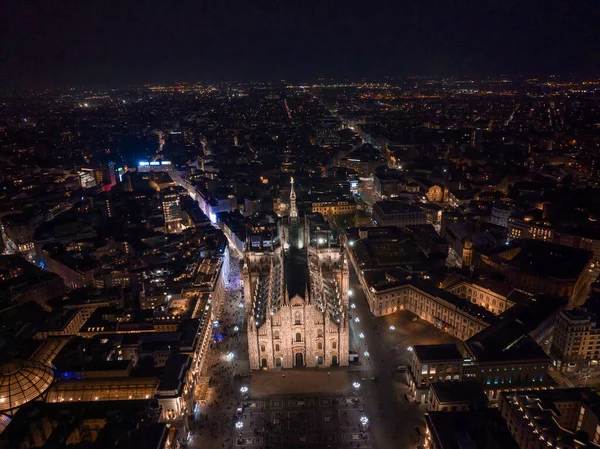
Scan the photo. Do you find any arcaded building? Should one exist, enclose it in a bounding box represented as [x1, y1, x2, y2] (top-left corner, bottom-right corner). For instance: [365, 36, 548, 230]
[244, 180, 349, 369]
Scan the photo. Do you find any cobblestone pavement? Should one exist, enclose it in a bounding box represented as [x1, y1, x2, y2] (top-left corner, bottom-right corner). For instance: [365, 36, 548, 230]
[233, 394, 374, 449]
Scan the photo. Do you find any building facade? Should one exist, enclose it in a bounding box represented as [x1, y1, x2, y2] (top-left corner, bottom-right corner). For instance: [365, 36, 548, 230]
[551, 307, 600, 374]
[244, 243, 350, 369]
[311, 200, 356, 217]
[245, 181, 349, 369]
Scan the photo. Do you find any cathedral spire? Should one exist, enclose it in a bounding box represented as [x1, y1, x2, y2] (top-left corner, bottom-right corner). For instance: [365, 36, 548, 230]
[290, 177, 298, 220]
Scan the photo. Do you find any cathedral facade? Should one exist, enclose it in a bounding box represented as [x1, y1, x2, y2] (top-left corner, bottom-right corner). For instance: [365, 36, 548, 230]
[243, 179, 350, 369]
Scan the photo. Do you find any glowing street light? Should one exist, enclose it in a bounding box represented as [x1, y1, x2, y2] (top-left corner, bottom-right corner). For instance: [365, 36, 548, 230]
[360, 416, 369, 426]
[364, 351, 369, 357]
[234, 326, 239, 332]
[354, 317, 360, 323]
[359, 333, 364, 339]
[236, 421, 244, 429]
[348, 289, 353, 297]
[240, 386, 249, 394]
[389, 325, 395, 331]
[353, 382, 361, 389]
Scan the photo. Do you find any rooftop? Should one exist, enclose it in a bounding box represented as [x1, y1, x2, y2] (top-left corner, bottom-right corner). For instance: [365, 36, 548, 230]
[373, 200, 424, 216]
[426, 409, 519, 449]
[0, 360, 55, 414]
[430, 381, 489, 406]
[484, 239, 593, 280]
[413, 344, 463, 362]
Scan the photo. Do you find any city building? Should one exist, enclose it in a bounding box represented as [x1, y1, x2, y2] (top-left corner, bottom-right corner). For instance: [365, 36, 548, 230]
[474, 240, 594, 308]
[408, 344, 464, 404]
[444, 276, 531, 316]
[551, 299, 600, 374]
[498, 388, 600, 449]
[0, 255, 66, 309]
[372, 200, 428, 227]
[508, 214, 600, 263]
[425, 408, 519, 449]
[428, 381, 489, 412]
[311, 200, 356, 217]
[244, 183, 350, 369]
[161, 188, 183, 234]
[491, 204, 512, 227]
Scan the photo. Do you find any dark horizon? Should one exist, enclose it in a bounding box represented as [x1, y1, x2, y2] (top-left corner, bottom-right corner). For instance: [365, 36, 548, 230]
[2, 0, 600, 89]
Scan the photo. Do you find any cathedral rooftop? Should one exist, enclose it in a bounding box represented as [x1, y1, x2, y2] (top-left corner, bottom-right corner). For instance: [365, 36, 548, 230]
[285, 247, 308, 300]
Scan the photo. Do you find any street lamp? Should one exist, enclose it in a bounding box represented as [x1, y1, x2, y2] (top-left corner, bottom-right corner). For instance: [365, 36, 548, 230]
[234, 326, 239, 332]
[353, 382, 361, 389]
[348, 289, 353, 297]
[359, 333, 364, 339]
[389, 325, 395, 331]
[360, 416, 369, 426]
[240, 386, 249, 394]
[364, 351, 369, 357]
[236, 421, 244, 429]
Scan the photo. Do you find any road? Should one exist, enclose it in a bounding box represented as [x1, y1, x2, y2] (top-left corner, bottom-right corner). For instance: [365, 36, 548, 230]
[347, 267, 435, 449]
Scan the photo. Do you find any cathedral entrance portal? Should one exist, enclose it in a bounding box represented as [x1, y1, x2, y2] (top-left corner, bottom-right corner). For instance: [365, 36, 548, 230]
[295, 352, 304, 367]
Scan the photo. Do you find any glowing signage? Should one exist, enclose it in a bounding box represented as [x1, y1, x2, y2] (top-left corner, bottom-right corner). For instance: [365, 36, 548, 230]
[150, 161, 160, 166]
[139, 161, 150, 166]
[161, 161, 171, 165]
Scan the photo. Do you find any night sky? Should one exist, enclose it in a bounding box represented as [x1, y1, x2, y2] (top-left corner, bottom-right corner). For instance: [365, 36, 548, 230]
[2, 0, 600, 88]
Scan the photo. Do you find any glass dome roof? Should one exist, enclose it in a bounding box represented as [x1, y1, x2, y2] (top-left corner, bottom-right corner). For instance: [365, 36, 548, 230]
[0, 361, 55, 414]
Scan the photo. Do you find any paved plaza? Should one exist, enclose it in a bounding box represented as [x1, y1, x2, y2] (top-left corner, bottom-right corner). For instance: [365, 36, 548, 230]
[234, 394, 373, 449]
[250, 370, 350, 396]
[189, 250, 467, 449]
